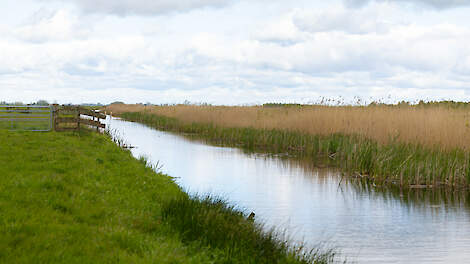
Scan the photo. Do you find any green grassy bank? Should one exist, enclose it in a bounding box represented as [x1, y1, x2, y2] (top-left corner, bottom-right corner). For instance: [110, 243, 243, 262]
[119, 111, 470, 189]
[0, 129, 335, 263]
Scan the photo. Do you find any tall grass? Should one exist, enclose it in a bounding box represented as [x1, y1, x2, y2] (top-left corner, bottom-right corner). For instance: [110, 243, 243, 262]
[161, 194, 337, 264]
[114, 110, 470, 188]
[106, 104, 470, 150]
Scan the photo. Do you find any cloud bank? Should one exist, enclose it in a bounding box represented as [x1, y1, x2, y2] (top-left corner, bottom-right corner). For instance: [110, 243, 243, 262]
[43, 0, 233, 16]
[344, 0, 470, 9]
[2, 1, 470, 104]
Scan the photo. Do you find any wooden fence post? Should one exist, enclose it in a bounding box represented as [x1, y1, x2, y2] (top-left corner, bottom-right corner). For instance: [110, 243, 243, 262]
[53, 105, 105, 132]
[52, 104, 58, 131]
[77, 106, 80, 131]
[96, 112, 100, 132]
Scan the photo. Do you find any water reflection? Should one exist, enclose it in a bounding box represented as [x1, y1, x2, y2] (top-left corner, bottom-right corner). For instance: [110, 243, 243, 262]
[255, 155, 470, 216]
[106, 117, 470, 264]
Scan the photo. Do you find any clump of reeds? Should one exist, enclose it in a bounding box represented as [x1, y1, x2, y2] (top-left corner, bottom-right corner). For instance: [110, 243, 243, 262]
[106, 103, 470, 151]
[117, 111, 470, 188]
[161, 193, 338, 264]
[104, 128, 135, 149]
[137, 155, 164, 173]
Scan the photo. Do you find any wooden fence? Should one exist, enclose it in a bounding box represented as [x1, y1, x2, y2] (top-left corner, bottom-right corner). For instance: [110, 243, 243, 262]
[53, 105, 106, 132]
[0, 105, 53, 131]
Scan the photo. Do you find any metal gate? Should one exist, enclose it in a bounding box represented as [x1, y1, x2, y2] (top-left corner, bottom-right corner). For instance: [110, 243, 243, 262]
[0, 105, 53, 132]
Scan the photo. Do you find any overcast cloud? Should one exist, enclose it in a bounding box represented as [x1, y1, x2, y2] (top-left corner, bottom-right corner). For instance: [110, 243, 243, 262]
[344, 0, 470, 9]
[41, 0, 233, 16]
[1, 0, 470, 104]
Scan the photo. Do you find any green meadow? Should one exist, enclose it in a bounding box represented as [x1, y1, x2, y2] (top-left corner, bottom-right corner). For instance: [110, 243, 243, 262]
[0, 129, 336, 263]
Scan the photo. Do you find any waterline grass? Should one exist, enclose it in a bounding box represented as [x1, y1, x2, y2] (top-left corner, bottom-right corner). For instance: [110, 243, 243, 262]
[117, 111, 470, 189]
[0, 129, 337, 263]
[162, 194, 337, 264]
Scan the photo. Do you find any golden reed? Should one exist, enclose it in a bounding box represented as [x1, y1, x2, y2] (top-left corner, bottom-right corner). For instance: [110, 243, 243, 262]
[106, 104, 470, 150]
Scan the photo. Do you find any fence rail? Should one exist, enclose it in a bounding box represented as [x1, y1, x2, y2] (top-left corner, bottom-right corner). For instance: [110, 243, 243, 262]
[0, 105, 53, 131]
[0, 105, 106, 132]
[53, 105, 106, 132]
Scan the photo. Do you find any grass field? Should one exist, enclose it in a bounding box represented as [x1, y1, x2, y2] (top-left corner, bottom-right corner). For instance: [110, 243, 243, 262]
[0, 129, 336, 263]
[0, 119, 50, 131]
[105, 103, 470, 189]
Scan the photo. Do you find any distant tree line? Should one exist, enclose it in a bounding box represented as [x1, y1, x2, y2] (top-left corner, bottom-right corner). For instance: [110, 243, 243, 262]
[0, 101, 105, 107]
[368, 100, 470, 108]
[0, 100, 49, 106]
[262, 100, 470, 109]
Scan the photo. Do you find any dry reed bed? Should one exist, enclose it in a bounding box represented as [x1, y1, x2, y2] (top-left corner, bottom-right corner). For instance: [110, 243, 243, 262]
[106, 104, 470, 188]
[106, 104, 470, 150]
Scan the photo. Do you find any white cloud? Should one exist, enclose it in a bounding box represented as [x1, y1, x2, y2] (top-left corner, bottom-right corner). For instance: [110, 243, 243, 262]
[13, 9, 90, 43]
[2, 1, 470, 104]
[40, 0, 233, 16]
[344, 0, 470, 9]
[254, 13, 305, 46]
[243, 5, 470, 78]
[292, 7, 395, 35]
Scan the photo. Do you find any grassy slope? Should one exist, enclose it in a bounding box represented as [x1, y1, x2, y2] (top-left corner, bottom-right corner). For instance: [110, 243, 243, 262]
[0, 130, 334, 263]
[118, 111, 470, 189]
[0, 130, 209, 263]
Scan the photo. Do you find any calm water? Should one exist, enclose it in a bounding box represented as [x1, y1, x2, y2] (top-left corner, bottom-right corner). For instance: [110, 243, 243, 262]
[106, 116, 470, 263]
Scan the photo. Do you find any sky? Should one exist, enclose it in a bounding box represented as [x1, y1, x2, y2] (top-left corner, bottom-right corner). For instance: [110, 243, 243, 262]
[1, 0, 470, 105]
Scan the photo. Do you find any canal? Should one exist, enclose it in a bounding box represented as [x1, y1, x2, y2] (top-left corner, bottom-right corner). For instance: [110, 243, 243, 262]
[106, 116, 470, 263]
